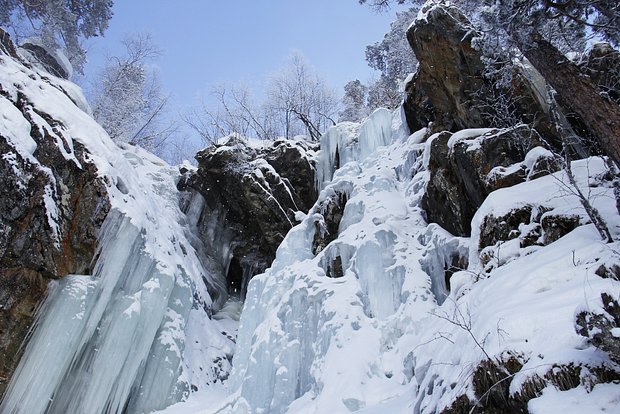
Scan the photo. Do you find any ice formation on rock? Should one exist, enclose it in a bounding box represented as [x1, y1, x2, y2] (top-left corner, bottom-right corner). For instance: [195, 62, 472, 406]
[0, 45, 235, 414]
[212, 109, 471, 413]
[2, 31, 620, 414]
[159, 110, 620, 414]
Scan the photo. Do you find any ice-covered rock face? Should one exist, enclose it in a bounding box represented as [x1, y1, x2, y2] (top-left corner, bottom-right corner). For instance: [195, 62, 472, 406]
[220, 109, 469, 413]
[170, 108, 620, 413]
[181, 135, 318, 300]
[0, 32, 110, 394]
[0, 33, 234, 413]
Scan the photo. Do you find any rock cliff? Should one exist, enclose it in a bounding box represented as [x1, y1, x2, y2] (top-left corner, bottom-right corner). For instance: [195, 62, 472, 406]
[179, 135, 318, 299]
[403, 3, 559, 145]
[1, 3, 620, 414]
[0, 30, 109, 394]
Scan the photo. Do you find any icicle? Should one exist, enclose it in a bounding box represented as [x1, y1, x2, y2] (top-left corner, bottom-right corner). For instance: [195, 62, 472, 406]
[315, 108, 400, 190]
[0, 210, 193, 414]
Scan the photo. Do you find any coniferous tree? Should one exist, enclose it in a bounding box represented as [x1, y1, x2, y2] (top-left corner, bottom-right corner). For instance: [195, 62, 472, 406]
[342, 5, 419, 113]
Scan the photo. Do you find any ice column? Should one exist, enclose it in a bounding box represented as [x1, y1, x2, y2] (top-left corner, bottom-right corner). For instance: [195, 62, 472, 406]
[0, 210, 195, 414]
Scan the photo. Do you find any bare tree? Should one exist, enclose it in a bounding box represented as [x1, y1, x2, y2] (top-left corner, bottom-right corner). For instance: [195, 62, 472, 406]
[547, 94, 614, 242]
[89, 33, 177, 156]
[186, 52, 338, 144]
[183, 83, 277, 145]
[266, 52, 338, 141]
[358, 0, 415, 12]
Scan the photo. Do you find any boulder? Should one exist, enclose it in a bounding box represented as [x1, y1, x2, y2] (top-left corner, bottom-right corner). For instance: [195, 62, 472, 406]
[20, 41, 71, 79]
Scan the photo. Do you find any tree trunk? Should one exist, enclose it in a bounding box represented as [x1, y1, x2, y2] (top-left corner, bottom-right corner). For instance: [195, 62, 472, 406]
[516, 31, 620, 167]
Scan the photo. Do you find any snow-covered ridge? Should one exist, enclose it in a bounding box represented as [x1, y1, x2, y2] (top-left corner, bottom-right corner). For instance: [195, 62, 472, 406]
[0, 40, 233, 413]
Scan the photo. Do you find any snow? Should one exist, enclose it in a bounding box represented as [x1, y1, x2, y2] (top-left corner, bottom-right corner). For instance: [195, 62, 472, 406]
[3, 36, 620, 414]
[469, 156, 620, 271]
[446, 128, 495, 151]
[528, 383, 620, 413]
[524, 146, 554, 170]
[0, 44, 233, 414]
[0, 95, 37, 156]
[168, 107, 440, 414]
[161, 113, 620, 413]
[154, 110, 619, 414]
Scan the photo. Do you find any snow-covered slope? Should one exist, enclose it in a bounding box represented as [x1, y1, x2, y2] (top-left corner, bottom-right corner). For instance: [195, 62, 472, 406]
[0, 40, 235, 413]
[160, 108, 620, 414]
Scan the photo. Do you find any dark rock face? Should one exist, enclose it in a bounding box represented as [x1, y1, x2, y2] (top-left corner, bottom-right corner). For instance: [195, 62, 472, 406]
[0, 36, 110, 395]
[580, 42, 620, 106]
[540, 214, 581, 245]
[20, 41, 70, 79]
[404, 4, 485, 133]
[0, 29, 18, 59]
[422, 127, 537, 236]
[403, 4, 560, 146]
[478, 206, 534, 252]
[312, 191, 348, 279]
[312, 191, 347, 256]
[0, 125, 109, 278]
[181, 136, 317, 297]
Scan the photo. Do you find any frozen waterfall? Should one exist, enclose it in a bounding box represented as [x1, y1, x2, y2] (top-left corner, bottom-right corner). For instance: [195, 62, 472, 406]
[1, 135, 234, 414]
[221, 108, 448, 413]
[1, 207, 212, 413]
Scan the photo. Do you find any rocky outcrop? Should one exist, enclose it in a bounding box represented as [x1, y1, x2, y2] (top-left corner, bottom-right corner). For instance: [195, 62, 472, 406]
[576, 292, 620, 364]
[0, 32, 110, 395]
[443, 354, 620, 414]
[180, 136, 317, 297]
[312, 191, 347, 256]
[312, 191, 348, 279]
[477, 206, 581, 271]
[404, 4, 486, 133]
[0, 28, 18, 59]
[580, 42, 620, 106]
[421, 126, 549, 236]
[403, 3, 559, 145]
[19, 41, 71, 79]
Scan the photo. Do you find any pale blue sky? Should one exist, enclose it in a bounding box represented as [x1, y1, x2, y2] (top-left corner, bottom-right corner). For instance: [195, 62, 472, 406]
[83, 1, 409, 108]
